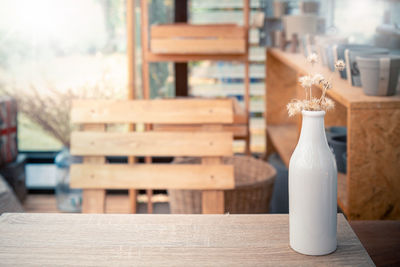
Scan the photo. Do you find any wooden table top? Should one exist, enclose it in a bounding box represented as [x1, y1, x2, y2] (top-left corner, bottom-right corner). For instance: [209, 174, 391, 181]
[0, 213, 373, 266]
[350, 220, 400, 267]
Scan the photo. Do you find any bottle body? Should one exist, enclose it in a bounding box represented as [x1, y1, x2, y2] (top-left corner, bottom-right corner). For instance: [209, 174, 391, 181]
[289, 110, 337, 255]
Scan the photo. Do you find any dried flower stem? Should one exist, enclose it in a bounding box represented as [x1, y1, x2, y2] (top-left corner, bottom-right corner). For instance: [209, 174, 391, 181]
[287, 52, 345, 116]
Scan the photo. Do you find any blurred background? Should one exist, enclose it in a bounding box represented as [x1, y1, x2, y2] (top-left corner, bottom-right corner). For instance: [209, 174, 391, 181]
[0, 0, 399, 214]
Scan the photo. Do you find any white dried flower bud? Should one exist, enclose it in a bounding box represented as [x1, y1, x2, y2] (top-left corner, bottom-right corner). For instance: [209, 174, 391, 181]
[309, 98, 321, 110]
[287, 100, 304, 117]
[323, 97, 335, 110]
[299, 75, 313, 88]
[307, 53, 318, 64]
[312, 74, 325, 85]
[335, 60, 346, 71]
[321, 79, 332, 90]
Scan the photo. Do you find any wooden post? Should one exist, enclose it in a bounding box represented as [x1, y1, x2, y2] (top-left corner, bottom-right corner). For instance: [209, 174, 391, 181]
[82, 124, 106, 213]
[141, 0, 150, 100]
[127, 0, 137, 213]
[174, 0, 188, 97]
[201, 125, 225, 214]
[244, 0, 251, 155]
[141, 0, 153, 213]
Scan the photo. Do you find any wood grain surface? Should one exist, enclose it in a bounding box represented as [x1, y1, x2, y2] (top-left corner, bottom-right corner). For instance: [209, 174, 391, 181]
[151, 24, 246, 38]
[266, 124, 298, 167]
[0, 213, 373, 266]
[70, 164, 234, 190]
[71, 131, 233, 157]
[82, 124, 106, 213]
[350, 220, 400, 267]
[348, 108, 400, 219]
[150, 24, 246, 54]
[151, 39, 246, 54]
[268, 49, 400, 109]
[71, 99, 234, 124]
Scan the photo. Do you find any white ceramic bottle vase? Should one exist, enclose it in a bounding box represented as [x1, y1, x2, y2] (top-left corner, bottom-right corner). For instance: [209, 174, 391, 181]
[289, 110, 337, 255]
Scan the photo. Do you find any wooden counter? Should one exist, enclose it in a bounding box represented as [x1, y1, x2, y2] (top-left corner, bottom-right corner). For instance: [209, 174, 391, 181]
[266, 48, 400, 220]
[0, 213, 373, 266]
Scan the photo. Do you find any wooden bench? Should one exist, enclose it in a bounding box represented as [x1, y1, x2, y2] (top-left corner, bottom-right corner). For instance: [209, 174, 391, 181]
[70, 99, 235, 214]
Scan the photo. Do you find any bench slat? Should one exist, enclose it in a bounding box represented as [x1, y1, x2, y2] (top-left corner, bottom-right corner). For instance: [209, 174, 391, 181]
[70, 164, 235, 190]
[151, 39, 246, 54]
[151, 24, 246, 39]
[71, 99, 234, 124]
[71, 131, 233, 157]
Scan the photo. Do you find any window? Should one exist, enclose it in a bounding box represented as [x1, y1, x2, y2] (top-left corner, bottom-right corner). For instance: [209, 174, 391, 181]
[0, 0, 128, 151]
[333, 0, 400, 43]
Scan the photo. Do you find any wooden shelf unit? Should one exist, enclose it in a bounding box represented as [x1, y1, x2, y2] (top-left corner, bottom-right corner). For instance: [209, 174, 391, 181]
[140, 0, 251, 153]
[266, 48, 400, 220]
[266, 124, 297, 167]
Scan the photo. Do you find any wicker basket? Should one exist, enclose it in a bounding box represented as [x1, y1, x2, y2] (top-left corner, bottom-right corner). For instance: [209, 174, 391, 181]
[168, 155, 276, 214]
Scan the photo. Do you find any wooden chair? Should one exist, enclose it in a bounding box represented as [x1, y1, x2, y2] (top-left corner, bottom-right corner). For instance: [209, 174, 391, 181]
[69, 99, 235, 214]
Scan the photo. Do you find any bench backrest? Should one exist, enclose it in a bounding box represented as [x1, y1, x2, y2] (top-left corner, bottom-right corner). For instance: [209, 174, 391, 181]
[70, 99, 235, 214]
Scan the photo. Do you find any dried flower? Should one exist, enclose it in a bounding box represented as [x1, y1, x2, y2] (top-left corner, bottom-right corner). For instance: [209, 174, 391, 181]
[299, 75, 313, 88]
[335, 60, 346, 71]
[321, 97, 335, 111]
[308, 98, 321, 110]
[321, 79, 332, 91]
[312, 73, 325, 85]
[307, 53, 318, 64]
[287, 100, 305, 117]
[287, 50, 337, 116]
[0, 71, 126, 147]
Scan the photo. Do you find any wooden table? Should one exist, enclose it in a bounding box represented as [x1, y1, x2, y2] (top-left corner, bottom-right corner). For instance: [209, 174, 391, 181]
[0, 213, 373, 266]
[350, 220, 400, 267]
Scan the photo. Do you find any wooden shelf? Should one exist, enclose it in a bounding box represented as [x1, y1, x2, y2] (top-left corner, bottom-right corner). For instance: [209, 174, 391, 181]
[268, 49, 400, 109]
[267, 124, 298, 167]
[338, 172, 348, 214]
[266, 48, 400, 220]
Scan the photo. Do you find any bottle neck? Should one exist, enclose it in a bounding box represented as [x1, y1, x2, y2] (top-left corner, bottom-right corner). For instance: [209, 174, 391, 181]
[298, 111, 327, 145]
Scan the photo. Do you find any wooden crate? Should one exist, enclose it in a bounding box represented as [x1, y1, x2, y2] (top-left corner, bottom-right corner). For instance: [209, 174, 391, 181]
[150, 24, 246, 54]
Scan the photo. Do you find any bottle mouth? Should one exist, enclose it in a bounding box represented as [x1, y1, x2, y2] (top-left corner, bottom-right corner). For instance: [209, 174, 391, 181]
[302, 110, 326, 117]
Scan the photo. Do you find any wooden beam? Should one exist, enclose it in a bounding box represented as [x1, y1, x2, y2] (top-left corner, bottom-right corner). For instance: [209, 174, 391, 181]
[243, 0, 250, 155]
[151, 39, 246, 54]
[201, 125, 226, 214]
[141, 0, 150, 99]
[81, 124, 106, 213]
[70, 131, 234, 157]
[71, 99, 234, 124]
[126, 0, 137, 214]
[201, 154, 225, 214]
[174, 0, 188, 97]
[127, 0, 136, 100]
[151, 24, 246, 39]
[153, 124, 247, 138]
[70, 164, 235, 190]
